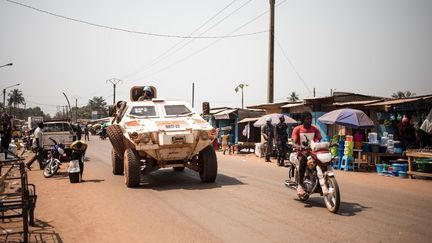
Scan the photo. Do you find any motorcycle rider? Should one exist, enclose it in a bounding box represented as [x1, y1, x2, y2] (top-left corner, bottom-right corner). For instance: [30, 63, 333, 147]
[261, 117, 274, 162]
[291, 112, 322, 196]
[275, 115, 289, 166]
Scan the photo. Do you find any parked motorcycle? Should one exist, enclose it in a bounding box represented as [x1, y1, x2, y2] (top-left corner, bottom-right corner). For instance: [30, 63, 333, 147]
[43, 137, 66, 178]
[285, 136, 340, 213]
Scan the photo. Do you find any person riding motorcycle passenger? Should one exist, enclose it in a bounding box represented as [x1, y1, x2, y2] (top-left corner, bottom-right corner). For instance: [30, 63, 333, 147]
[262, 117, 275, 162]
[138, 86, 154, 101]
[291, 112, 322, 196]
[275, 115, 289, 166]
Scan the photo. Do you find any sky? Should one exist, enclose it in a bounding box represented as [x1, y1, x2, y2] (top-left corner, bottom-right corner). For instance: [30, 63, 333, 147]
[1, 0, 432, 116]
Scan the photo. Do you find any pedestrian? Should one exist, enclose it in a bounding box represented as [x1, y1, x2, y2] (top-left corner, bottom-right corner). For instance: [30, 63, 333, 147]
[275, 115, 288, 166]
[221, 131, 229, 155]
[70, 140, 88, 180]
[26, 122, 45, 170]
[84, 126, 90, 141]
[262, 117, 275, 162]
[76, 123, 82, 140]
[0, 113, 12, 160]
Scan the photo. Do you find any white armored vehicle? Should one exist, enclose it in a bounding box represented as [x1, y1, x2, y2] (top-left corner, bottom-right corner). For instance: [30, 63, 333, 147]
[107, 86, 218, 187]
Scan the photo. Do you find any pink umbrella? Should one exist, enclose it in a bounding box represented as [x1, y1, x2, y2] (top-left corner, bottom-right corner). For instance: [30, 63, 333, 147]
[253, 113, 297, 127]
[318, 108, 374, 129]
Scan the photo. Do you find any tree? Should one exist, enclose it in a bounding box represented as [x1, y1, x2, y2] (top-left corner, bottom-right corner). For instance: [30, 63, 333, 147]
[287, 92, 300, 102]
[88, 96, 108, 117]
[234, 83, 248, 109]
[391, 91, 416, 99]
[7, 89, 25, 115]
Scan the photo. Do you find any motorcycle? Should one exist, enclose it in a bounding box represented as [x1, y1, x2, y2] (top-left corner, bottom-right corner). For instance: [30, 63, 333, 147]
[43, 137, 66, 178]
[285, 136, 340, 213]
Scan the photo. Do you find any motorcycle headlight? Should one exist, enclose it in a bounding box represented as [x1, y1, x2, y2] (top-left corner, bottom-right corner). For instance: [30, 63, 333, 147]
[57, 147, 65, 155]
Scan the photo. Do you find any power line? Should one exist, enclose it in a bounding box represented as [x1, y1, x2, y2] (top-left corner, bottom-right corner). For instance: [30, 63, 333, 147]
[133, 0, 288, 80]
[7, 0, 267, 39]
[275, 37, 312, 95]
[121, 0, 247, 80]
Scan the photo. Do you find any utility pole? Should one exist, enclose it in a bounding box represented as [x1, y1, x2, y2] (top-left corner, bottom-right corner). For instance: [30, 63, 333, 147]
[106, 78, 123, 105]
[74, 97, 78, 123]
[267, 0, 275, 103]
[192, 82, 195, 108]
[313, 88, 316, 97]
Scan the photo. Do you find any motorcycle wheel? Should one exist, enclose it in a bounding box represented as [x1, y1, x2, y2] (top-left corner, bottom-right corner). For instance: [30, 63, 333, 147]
[323, 177, 340, 213]
[43, 159, 60, 178]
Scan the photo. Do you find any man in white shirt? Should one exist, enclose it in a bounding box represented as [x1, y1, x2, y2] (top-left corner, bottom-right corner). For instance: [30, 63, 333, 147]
[26, 122, 45, 170]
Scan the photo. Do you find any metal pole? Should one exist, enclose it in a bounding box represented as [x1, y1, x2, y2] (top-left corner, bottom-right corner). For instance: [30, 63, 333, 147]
[192, 82, 195, 108]
[241, 88, 244, 109]
[75, 98, 78, 123]
[62, 92, 72, 121]
[267, 0, 275, 103]
[2, 89, 5, 110]
[106, 78, 123, 105]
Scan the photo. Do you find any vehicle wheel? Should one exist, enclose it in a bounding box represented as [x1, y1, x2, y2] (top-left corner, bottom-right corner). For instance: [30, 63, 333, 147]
[123, 148, 141, 187]
[43, 159, 60, 178]
[107, 124, 125, 156]
[112, 149, 124, 175]
[324, 177, 340, 213]
[198, 145, 218, 183]
[173, 167, 185, 172]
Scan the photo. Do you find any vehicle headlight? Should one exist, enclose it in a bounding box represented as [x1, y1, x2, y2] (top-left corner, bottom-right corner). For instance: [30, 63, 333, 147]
[140, 133, 151, 144]
[200, 130, 209, 140]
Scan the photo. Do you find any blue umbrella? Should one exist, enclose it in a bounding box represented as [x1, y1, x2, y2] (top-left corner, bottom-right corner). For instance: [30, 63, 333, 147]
[318, 108, 374, 129]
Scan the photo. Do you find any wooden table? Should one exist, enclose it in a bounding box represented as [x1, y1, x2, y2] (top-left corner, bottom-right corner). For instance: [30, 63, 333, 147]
[405, 152, 432, 179]
[362, 152, 407, 169]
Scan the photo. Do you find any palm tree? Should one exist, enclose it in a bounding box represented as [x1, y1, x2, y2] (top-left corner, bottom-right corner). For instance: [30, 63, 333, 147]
[234, 83, 248, 109]
[391, 90, 416, 99]
[7, 89, 25, 115]
[287, 92, 300, 102]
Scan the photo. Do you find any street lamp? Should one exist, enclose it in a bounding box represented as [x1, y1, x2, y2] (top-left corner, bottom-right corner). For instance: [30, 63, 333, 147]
[0, 63, 13, 69]
[2, 83, 20, 110]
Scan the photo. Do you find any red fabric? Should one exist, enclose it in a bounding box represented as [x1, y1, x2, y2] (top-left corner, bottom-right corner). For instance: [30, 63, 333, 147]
[291, 125, 322, 144]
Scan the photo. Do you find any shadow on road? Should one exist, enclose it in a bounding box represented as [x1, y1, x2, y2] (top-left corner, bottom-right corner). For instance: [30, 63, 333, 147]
[82, 179, 105, 183]
[137, 170, 245, 191]
[29, 219, 64, 243]
[337, 201, 371, 216]
[295, 198, 370, 216]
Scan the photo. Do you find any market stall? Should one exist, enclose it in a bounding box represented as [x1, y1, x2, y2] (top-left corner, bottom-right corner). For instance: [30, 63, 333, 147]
[405, 150, 432, 179]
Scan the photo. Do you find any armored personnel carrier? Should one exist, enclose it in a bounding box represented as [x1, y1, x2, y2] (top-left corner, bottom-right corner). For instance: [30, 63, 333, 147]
[107, 86, 218, 187]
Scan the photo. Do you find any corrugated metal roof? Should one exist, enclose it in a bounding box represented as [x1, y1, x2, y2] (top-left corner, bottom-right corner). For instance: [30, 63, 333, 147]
[281, 103, 305, 108]
[214, 109, 237, 119]
[365, 97, 426, 106]
[333, 99, 382, 106]
[238, 117, 260, 123]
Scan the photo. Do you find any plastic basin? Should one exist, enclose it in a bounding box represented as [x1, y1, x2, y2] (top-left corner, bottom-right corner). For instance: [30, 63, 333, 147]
[376, 164, 384, 175]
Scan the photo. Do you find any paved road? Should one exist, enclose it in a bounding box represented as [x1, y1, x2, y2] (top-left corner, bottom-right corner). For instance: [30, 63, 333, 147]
[22, 137, 432, 242]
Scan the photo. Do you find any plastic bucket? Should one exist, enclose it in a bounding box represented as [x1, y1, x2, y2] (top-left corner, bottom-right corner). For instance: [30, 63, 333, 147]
[398, 171, 408, 178]
[392, 164, 400, 173]
[346, 135, 353, 142]
[69, 172, 81, 183]
[376, 164, 384, 175]
[399, 164, 408, 172]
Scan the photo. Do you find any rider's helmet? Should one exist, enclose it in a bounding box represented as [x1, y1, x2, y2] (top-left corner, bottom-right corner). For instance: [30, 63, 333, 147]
[266, 117, 272, 123]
